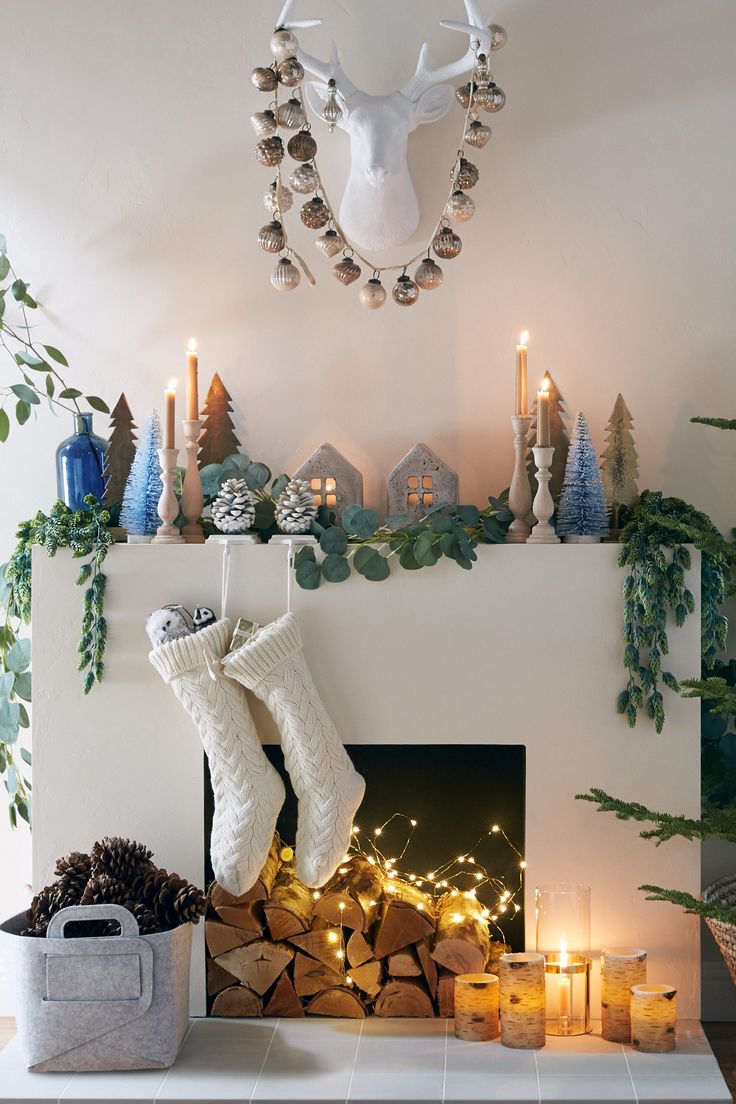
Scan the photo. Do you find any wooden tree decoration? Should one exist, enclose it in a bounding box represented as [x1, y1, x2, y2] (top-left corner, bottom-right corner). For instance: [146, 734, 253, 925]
[527, 371, 571, 504]
[600, 394, 639, 529]
[198, 373, 241, 468]
[103, 394, 137, 511]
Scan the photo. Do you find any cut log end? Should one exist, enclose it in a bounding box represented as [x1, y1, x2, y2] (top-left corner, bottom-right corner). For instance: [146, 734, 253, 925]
[375, 979, 434, 1018]
[308, 987, 368, 1018]
[211, 985, 263, 1018]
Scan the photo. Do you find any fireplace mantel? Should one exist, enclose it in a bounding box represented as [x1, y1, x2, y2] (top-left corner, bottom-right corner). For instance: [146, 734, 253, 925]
[29, 544, 702, 1017]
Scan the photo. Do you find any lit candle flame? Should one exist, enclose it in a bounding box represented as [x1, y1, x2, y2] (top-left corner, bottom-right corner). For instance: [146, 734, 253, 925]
[519, 330, 529, 346]
[540, 377, 550, 394]
[188, 337, 198, 353]
[167, 378, 178, 392]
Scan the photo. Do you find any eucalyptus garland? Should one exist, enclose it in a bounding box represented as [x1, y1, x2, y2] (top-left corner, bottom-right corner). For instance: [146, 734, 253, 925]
[0, 498, 113, 822]
[293, 498, 512, 589]
[617, 491, 735, 733]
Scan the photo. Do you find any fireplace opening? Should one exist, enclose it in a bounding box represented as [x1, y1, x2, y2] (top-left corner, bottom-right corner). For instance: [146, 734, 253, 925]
[204, 744, 525, 1017]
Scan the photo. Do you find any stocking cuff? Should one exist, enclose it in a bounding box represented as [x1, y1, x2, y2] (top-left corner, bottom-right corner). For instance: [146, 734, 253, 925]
[149, 618, 231, 683]
[224, 612, 302, 688]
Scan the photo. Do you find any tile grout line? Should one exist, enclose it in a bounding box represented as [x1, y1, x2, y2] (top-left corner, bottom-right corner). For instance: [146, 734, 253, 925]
[249, 1017, 281, 1102]
[533, 1047, 542, 1104]
[621, 1041, 640, 1104]
[344, 1017, 364, 1103]
[441, 1018, 448, 1104]
[154, 1018, 196, 1102]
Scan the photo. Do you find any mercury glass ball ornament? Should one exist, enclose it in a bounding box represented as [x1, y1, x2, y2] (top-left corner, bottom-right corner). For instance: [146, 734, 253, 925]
[264, 181, 293, 215]
[316, 228, 344, 257]
[271, 28, 299, 62]
[288, 130, 318, 162]
[290, 163, 319, 193]
[455, 82, 477, 109]
[252, 66, 278, 92]
[300, 196, 330, 230]
[487, 83, 506, 112]
[359, 278, 387, 310]
[446, 189, 475, 222]
[258, 220, 285, 253]
[277, 57, 304, 87]
[456, 157, 479, 190]
[277, 97, 305, 130]
[333, 257, 362, 286]
[251, 109, 277, 137]
[415, 257, 443, 290]
[464, 119, 492, 149]
[255, 136, 285, 167]
[489, 23, 508, 50]
[432, 227, 463, 260]
[271, 256, 301, 291]
[474, 84, 495, 111]
[392, 274, 420, 306]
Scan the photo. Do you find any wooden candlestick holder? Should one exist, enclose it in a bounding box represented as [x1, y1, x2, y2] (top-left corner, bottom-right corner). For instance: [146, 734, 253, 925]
[506, 415, 533, 543]
[527, 446, 560, 545]
[182, 419, 205, 544]
[153, 447, 184, 544]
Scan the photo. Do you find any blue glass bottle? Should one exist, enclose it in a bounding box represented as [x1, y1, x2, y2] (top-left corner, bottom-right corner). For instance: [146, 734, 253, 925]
[55, 413, 108, 510]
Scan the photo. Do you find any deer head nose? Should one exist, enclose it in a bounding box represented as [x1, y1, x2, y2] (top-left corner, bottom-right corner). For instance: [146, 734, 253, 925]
[365, 165, 388, 186]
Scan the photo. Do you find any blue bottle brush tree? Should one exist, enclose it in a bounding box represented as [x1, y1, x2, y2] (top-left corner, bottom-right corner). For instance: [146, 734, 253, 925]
[120, 411, 162, 538]
[556, 412, 609, 541]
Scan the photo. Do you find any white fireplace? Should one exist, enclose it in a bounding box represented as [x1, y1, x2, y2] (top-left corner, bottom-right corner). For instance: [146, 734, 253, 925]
[27, 542, 702, 1017]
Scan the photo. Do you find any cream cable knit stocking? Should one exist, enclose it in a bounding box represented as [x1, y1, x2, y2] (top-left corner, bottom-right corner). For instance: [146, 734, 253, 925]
[149, 619, 285, 896]
[223, 613, 365, 889]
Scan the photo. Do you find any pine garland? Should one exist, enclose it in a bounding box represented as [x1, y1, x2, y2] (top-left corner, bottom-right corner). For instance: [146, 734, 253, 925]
[691, 416, 736, 432]
[617, 491, 735, 732]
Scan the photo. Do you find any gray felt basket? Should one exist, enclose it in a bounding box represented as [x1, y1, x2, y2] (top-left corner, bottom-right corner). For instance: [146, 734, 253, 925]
[0, 904, 192, 1072]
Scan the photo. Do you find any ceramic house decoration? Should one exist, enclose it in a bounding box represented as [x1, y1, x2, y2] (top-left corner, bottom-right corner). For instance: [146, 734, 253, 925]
[293, 443, 363, 522]
[386, 443, 459, 522]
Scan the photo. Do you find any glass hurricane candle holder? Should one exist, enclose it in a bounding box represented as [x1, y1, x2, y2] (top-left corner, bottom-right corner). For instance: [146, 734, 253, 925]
[536, 882, 591, 1036]
[631, 984, 677, 1053]
[454, 973, 499, 1041]
[601, 948, 647, 1043]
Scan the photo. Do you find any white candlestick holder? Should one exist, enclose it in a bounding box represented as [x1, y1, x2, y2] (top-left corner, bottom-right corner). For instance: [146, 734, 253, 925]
[527, 446, 560, 544]
[506, 415, 533, 543]
[181, 419, 205, 544]
[152, 447, 184, 544]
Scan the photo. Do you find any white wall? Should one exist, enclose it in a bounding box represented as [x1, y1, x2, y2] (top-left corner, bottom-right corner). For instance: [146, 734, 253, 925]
[0, 0, 735, 1011]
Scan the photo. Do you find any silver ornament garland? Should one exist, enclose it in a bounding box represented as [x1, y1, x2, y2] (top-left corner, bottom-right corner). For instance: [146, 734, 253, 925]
[251, 15, 507, 308]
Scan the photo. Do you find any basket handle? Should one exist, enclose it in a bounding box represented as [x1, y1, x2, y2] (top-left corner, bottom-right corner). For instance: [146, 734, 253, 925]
[46, 904, 140, 940]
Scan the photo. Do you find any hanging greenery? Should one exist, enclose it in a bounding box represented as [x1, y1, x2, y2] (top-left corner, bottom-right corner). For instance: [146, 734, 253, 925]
[617, 490, 736, 733]
[294, 498, 512, 589]
[0, 235, 108, 440]
[0, 498, 114, 823]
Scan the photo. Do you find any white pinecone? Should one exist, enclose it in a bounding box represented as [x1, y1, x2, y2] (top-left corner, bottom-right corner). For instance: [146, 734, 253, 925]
[275, 478, 318, 535]
[211, 478, 256, 534]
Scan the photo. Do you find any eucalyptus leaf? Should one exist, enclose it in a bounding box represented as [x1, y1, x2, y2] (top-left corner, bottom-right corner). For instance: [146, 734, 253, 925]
[0, 409, 9, 443]
[11, 383, 39, 405]
[294, 545, 316, 568]
[319, 526, 348, 556]
[86, 395, 109, 413]
[321, 553, 351, 583]
[414, 531, 440, 567]
[11, 279, 27, 301]
[0, 672, 14, 697]
[20, 747, 31, 765]
[6, 638, 31, 673]
[17, 350, 43, 367]
[45, 375, 55, 398]
[5, 764, 18, 794]
[59, 388, 82, 399]
[0, 256, 8, 280]
[354, 546, 391, 581]
[18, 705, 29, 729]
[399, 543, 422, 570]
[245, 461, 271, 491]
[14, 672, 31, 701]
[295, 558, 321, 590]
[342, 505, 379, 538]
[0, 700, 20, 739]
[385, 514, 411, 530]
[455, 505, 481, 527]
[43, 344, 69, 367]
[271, 473, 290, 499]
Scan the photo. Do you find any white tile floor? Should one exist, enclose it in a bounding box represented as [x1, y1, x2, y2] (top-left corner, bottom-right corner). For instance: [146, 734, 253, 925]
[0, 1020, 730, 1104]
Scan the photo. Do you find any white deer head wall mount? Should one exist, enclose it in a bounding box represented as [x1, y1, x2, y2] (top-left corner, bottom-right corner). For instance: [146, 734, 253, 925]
[276, 1, 498, 252]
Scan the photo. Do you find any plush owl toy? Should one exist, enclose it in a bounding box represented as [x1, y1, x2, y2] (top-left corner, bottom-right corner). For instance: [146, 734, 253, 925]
[146, 605, 195, 649]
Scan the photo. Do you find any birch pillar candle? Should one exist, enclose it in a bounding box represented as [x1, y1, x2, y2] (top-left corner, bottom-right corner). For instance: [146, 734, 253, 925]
[499, 952, 546, 1049]
[630, 984, 677, 1053]
[454, 973, 500, 1041]
[601, 948, 647, 1043]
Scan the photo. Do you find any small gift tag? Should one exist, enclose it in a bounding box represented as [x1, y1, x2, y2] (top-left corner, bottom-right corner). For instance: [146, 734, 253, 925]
[230, 618, 261, 653]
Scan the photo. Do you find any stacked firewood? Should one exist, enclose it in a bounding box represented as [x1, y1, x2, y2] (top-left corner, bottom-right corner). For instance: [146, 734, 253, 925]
[206, 836, 507, 1018]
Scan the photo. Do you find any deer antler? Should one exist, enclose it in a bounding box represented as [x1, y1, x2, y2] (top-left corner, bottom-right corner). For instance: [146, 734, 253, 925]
[401, 0, 491, 102]
[277, 1, 358, 99]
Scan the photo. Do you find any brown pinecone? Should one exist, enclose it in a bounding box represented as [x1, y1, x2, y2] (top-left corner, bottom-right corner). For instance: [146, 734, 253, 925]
[24, 883, 60, 937]
[132, 903, 162, 935]
[54, 851, 92, 897]
[81, 873, 132, 908]
[90, 837, 154, 886]
[138, 868, 206, 929]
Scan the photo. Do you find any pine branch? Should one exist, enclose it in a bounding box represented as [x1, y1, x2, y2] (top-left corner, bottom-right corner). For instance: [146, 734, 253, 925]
[681, 676, 736, 716]
[576, 788, 736, 845]
[691, 416, 736, 432]
[639, 885, 736, 925]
